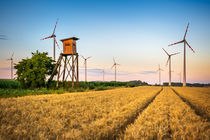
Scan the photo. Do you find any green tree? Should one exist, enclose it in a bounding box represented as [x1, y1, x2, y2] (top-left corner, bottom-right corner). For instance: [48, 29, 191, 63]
[15, 51, 55, 88]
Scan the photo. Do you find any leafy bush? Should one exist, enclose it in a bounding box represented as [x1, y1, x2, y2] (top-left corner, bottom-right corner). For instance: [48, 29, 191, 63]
[15, 51, 55, 89]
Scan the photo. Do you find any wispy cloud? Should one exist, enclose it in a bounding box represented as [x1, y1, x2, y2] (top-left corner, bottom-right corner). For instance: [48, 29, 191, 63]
[79, 68, 133, 76]
[0, 67, 15, 70]
[140, 71, 157, 75]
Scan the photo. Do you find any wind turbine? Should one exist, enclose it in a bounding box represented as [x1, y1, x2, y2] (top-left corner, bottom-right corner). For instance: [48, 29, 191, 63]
[111, 57, 120, 82]
[162, 48, 180, 86]
[168, 23, 195, 86]
[41, 18, 60, 61]
[156, 64, 163, 85]
[178, 72, 181, 83]
[6, 53, 14, 79]
[81, 56, 92, 82]
[102, 69, 105, 82]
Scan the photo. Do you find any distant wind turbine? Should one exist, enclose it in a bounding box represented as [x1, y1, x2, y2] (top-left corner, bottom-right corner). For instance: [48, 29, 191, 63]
[163, 48, 180, 86]
[6, 52, 14, 79]
[168, 23, 195, 86]
[101, 69, 105, 82]
[41, 18, 60, 61]
[156, 64, 163, 85]
[81, 56, 92, 82]
[178, 72, 181, 83]
[111, 57, 120, 82]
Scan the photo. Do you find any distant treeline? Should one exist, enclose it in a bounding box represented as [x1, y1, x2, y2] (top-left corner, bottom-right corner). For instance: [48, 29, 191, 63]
[48, 80, 149, 89]
[163, 82, 210, 87]
[0, 79, 149, 97]
[0, 79, 148, 90]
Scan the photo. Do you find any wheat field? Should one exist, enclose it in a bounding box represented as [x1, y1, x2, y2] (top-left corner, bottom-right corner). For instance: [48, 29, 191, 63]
[0, 86, 209, 139]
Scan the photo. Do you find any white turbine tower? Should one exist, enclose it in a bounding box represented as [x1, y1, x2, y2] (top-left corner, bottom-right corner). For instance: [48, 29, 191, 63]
[168, 23, 195, 86]
[101, 69, 105, 82]
[111, 58, 120, 82]
[156, 64, 163, 85]
[81, 56, 92, 82]
[162, 48, 180, 86]
[6, 53, 14, 79]
[178, 72, 182, 84]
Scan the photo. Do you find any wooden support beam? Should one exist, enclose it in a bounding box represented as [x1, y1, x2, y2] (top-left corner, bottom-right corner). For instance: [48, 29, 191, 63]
[62, 56, 67, 87]
[48, 53, 79, 89]
[56, 63, 61, 88]
[72, 54, 75, 88]
[76, 53, 79, 86]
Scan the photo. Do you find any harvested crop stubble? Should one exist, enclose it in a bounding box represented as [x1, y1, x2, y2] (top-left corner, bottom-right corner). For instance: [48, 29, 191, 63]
[173, 87, 210, 119]
[0, 86, 161, 139]
[121, 87, 210, 140]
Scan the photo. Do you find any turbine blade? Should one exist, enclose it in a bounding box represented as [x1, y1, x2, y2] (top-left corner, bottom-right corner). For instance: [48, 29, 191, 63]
[11, 52, 14, 58]
[55, 38, 60, 50]
[53, 18, 59, 35]
[186, 41, 195, 53]
[81, 55, 85, 60]
[168, 40, 184, 46]
[184, 23, 189, 39]
[40, 36, 53, 40]
[111, 64, 115, 69]
[162, 48, 169, 56]
[171, 52, 180, 56]
[116, 63, 120, 66]
[87, 56, 92, 59]
[113, 57, 116, 63]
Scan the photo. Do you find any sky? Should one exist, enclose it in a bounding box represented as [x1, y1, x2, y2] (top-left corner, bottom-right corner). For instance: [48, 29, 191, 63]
[0, 0, 210, 84]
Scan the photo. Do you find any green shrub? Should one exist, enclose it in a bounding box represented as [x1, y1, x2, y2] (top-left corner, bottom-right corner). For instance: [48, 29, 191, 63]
[89, 83, 95, 90]
[15, 51, 55, 89]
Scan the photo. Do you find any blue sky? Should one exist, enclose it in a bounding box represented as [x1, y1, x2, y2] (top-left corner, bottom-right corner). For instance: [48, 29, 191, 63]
[0, 0, 210, 84]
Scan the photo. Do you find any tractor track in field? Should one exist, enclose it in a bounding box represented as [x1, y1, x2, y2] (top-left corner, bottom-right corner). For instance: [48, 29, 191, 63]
[171, 88, 210, 122]
[114, 87, 163, 140]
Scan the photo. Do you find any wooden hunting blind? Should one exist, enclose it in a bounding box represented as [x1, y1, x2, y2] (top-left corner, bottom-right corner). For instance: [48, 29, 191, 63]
[48, 37, 79, 88]
[61, 37, 79, 55]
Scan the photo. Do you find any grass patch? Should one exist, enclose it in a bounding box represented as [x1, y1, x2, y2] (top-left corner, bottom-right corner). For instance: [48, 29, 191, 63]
[0, 88, 65, 98]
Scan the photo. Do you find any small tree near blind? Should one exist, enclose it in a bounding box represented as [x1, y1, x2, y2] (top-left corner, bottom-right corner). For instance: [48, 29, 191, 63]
[15, 51, 55, 88]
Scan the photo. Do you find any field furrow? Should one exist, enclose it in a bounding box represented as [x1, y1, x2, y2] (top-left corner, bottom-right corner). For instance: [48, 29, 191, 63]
[173, 87, 210, 120]
[120, 87, 210, 139]
[0, 86, 161, 139]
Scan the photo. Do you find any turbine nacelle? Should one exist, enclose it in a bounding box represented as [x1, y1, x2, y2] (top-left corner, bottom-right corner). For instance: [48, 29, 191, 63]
[168, 23, 195, 53]
[162, 48, 180, 66]
[40, 18, 60, 60]
[81, 55, 92, 82]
